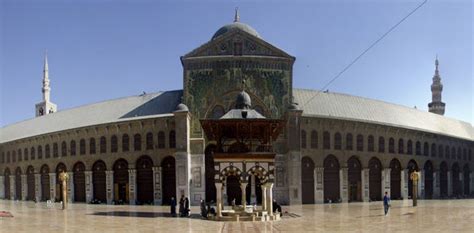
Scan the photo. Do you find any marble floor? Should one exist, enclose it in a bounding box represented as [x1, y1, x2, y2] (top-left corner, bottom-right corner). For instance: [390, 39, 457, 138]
[1, 199, 473, 233]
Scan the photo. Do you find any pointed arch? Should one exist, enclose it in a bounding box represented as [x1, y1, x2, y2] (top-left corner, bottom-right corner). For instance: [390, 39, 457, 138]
[323, 155, 340, 202]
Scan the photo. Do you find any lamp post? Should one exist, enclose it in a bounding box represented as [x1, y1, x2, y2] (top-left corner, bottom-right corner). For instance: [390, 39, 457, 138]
[410, 171, 420, 207]
[59, 171, 69, 210]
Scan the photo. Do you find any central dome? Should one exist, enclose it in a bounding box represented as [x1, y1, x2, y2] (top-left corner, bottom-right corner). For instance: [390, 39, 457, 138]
[212, 22, 260, 40]
[235, 91, 252, 109]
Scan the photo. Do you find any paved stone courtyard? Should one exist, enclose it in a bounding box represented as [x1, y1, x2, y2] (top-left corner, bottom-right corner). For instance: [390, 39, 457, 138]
[1, 199, 473, 232]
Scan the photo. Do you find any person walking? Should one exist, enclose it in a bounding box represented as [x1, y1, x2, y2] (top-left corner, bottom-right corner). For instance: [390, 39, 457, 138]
[383, 192, 391, 215]
[170, 197, 177, 217]
[179, 195, 185, 217]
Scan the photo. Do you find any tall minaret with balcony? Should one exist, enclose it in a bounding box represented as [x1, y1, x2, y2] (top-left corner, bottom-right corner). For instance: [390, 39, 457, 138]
[35, 53, 57, 117]
[428, 56, 445, 115]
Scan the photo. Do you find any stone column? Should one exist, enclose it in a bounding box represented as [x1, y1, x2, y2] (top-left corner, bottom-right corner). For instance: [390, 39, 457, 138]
[250, 175, 257, 204]
[433, 170, 440, 198]
[0, 175, 4, 199]
[10, 175, 15, 200]
[222, 182, 228, 206]
[49, 173, 56, 201]
[401, 169, 408, 199]
[419, 169, 425, 199]
[267, 182, 274, 217]
[382, 168, 391, 196]
[262, 184, 267, 211]
[215, 182, 222, 217]
[35, 173, 41, 202]
[361, 169, 369, 202]
[128, 169, 136, 205]
[459, 173, 464, 196]
[339, 167, 348, 203]
[240, 182, 247, 207]
[106, 170, 114, 204]
[21, 174, 27, 201]
[447, 170, 452, 197]
[152, 166, 162, 205]
[315, 167, 324, 203]
[67, 172, 74, 203]
[84, 171, 93, 203]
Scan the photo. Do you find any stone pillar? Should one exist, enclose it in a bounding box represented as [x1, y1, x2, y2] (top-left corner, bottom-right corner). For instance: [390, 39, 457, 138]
[315, 167, 324, 203]
[215, 182, 222, 217]
[361, 169, 369, 202]
[471, 172, 474, 196]
[175, 152, 191, 203]
[401, 169, 408, 199]
[262, 184, 267, 211]
[459, 172, 464, 195]
[250, 175, 256, 204]
[222, 182, 228, 205]
[21, 174, 27, 201]
[10, 175, 15, 200]
[267, 182, 274, 217]
[447, 170, 452, 197]
[49, 173, 56, 201]
[67, 172, 74, 203]
[240, 182, 247, 207]
[382, 168, 391, 196]
[35, 173, 41, 202]
[106, 170, 114, 204]
[152, 166, 162, 205]
[84, 171, 93, 203]
[128, 169, 136, 205]
[433, 170, 440, 198]
[0, 175, 4, 199]
[419, 169, 425, 199]
[339, 167, 348, 203]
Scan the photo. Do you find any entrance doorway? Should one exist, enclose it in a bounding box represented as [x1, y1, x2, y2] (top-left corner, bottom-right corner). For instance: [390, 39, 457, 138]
[40, 165, 50, 201]
[26, 166, 35, 200]
[323, 155, 340, 203]
[136, 156, 154, 204]
[92, 160, 107, 202]
[348, 156, 362, 202]
[15, 167, 22, 200]
[369, 157, 382, 201]
[301, 156, 315, 204]
[390, 159, 401, 199]
[161, 156, 176, 205]
[424, 161, 433, 199]
[73, 162, 86, 202]
[113, 159, 129, 203]
[226, 175, 241, 205]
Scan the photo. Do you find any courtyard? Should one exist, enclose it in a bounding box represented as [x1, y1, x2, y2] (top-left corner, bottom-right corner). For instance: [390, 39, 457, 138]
[1, 199, 473, 232]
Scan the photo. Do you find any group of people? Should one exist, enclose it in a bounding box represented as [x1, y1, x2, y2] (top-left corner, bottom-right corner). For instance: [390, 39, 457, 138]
[169, 195, 190, 217]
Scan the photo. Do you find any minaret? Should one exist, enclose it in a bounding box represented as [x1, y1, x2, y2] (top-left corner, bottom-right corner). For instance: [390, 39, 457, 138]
[428, 56, 445, 115]
[35, 52, 57, 116]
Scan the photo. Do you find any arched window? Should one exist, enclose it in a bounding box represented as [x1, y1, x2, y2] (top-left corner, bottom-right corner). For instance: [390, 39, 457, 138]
[415, 141, 421, 155]
[70, 140, 76, 156]
[30, 147, 35, 160]
[122, 134, 130, 152]
[80, 139, 86, 155]
[431, 143, 436, 157]
[111, 135, 118, 153]
[310, 130, 318, 149]
[388, 138, 395, 153]
[407, 140, 413, 155]
[169, 131, 176, 148]
[53, 143, 58, 158]
[24, 148, 28, 161]
[45, 144, 51, 158]
[90, 138, 96, 154]
[323, 131, 330, 149]
[158, 131, 165, 149]
[438, 145, 443, 158]
[334, 132, 342, 150]
[61, 141, 67, 157]
[398, 139, 404, 154]
[38, 145, 43, 159]
[346, 133, 353, 150]
[301, 130, 307, 149]
[146, 132, 154, 150]
[368, 135, 374, 152]
[134, 134, 142, 151]
[356, 134, 363, 151]
[18, 149, 22, 161]
[423, 142, 429, 156]
[100, 136, 107, 153]
[378, 137, 385, 153]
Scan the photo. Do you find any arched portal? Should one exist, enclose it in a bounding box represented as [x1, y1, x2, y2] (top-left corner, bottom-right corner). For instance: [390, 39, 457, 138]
[92, 160, 107, 203]
[161, 156, 176, 205]
[73, 162, 86, 202]
[205, 145, 217, 202]
[464, 164, 470, 195]
[301, 156, 315, 204]
[348, 156, 362, 202]
[440, 162, 448, 197]
[4, 168, 11, 199]
[246, 175, 262, 205]
[40, 165, 50, 201]
[55, 163, 67, 202]
[390, 159, 401, 199]
[136, 155, 154, 204]
[15, 167, 22, 200]
[226, 175, 242, 205]
[452, 163, 461, 197]
[323, 155, 340, 202]
[424, 161, 434, 199]
[113, 159, 129, 203]
[407, 160, 419, 198]
[369, 157, 382, 201]
[26, 166, 35, 200]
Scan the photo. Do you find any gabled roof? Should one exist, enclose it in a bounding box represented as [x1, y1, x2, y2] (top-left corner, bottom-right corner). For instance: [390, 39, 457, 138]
[0, 90, 182, 143]
[294, 89, 474, 141]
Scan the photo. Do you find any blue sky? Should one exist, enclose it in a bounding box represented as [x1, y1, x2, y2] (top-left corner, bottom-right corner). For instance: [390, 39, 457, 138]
[1, 0, 472, 127]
